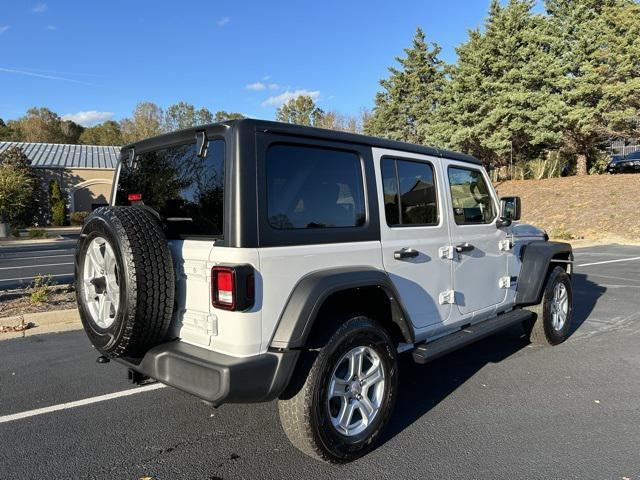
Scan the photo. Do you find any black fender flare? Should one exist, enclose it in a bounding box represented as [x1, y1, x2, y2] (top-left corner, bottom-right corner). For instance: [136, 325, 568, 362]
[515, 241, 573, 306]
[269, 267, 415, 349]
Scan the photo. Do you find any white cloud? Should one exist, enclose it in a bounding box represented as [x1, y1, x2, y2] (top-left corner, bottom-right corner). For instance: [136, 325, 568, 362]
[32, 3, 47, 13]
[261, 89, 320, 107]
[46, 24, 56, 30]
[247, 80, 280, 91]
[0, 26, 9, 35]
[62, 110, 114, 126]
[246, 82, 266, 91]
[216, 17, 230, 27]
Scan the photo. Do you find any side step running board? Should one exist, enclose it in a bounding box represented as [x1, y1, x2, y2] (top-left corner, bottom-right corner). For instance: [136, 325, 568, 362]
[412, 309, 534, 364]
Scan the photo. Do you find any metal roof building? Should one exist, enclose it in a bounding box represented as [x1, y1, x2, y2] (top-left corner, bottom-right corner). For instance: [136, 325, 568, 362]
[0, 141, 119, 213]
[0, 141, 120, 169]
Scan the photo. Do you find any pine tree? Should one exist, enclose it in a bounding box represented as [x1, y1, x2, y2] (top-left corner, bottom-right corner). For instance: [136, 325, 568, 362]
[431, 0, 566, 168]
[544, 0, 640, 174]
[365, 28, 446, 145]
[49, 180, 67, 227]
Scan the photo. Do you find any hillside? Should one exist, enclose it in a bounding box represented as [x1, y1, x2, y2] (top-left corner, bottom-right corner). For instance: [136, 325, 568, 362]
[495, 174, 640, 243]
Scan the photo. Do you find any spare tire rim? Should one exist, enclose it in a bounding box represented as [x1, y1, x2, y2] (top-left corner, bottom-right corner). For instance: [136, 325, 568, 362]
[83, 236, 120, 329]
[327, 345, 385, 437]
[551, 282, 568, 331]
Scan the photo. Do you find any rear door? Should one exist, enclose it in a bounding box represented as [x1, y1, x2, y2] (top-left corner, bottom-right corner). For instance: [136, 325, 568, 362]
[442, 160, 508, 316]
[374, 148, 453, 330]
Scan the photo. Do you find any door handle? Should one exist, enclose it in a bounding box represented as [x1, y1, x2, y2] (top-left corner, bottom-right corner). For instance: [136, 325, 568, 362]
[455, 242, 475, 253]
[394, 248, 420, 260]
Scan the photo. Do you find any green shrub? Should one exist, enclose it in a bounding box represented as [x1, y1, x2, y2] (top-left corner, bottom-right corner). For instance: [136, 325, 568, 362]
[29, 274, 54, 303]
[27, 229, 48, 238]
[549, 229, 575, 240]
[589, 150, 610, 175]
[11, 227, 21, 237]
[70, 211, 90, 226]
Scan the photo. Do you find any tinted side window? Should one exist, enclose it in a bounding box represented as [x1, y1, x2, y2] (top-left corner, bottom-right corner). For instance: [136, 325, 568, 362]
[447, 167, 495, 225]
[266, 144, 366, 229]
[116, 140, 225, 238]
[381, 158, 438, 226]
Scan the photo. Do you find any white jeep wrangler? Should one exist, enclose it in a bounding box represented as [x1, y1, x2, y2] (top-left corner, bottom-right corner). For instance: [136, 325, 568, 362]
[75, 119, 573, 463]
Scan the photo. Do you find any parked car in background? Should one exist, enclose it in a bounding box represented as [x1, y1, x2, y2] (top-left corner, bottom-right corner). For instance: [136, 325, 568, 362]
[606, 151, 640, 174]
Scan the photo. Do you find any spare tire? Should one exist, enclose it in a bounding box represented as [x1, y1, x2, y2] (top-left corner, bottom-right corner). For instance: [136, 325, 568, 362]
[75, 206, 175, 358]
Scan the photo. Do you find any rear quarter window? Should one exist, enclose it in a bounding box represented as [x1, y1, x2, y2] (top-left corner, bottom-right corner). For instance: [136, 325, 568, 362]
[266, 144, 366, 230]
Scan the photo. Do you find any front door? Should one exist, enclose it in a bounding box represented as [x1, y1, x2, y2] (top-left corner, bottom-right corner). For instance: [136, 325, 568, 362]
[374, 148, 453, 330]
[442, 160, 508, 316]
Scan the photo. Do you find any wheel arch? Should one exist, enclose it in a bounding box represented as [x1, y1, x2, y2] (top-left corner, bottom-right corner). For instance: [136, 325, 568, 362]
[269, 267, 415, 350]
[515, 240, 573, 307]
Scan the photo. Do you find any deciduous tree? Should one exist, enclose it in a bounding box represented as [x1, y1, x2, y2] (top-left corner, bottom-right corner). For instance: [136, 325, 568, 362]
[120, 102, 164, 144]
[79, 120, 123, 145]
[0, 147, 36, 228]
[276, 96, 324, 126]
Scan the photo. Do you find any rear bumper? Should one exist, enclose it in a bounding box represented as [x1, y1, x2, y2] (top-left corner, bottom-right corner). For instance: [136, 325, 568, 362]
[115, 341, 299, 406]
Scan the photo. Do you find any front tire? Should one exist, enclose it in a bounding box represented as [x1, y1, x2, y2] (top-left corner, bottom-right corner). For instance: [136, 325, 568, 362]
[524, 266, 573, 345]
[278, 316, 398, 463]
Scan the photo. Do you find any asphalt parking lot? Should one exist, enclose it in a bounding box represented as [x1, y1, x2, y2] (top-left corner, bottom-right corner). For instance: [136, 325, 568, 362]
[1, 244, 639, 480]
[0, 234, 78, 290]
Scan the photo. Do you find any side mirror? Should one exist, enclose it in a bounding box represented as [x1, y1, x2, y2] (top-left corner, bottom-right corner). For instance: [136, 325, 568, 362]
[498, 196, 521, 227]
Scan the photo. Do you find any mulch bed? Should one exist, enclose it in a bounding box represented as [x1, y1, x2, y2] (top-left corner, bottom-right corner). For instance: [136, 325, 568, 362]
[0, 286, 77, 319]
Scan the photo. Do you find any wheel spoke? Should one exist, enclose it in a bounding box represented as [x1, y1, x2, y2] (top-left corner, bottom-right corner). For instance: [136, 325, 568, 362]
[329, 377, 349, 398]
[361, 362, 383, 387]
[105, 286, 119, 313]
[97, 295, 108, 325]
[358, 395, 375, 422]
[88, 241, 105, 271]
[347, 348, 364, 379]
[103, 245, 116, 273]
[337, 401, 356, 430]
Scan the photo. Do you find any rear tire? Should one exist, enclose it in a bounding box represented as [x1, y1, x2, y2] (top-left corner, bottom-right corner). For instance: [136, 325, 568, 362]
[75, 206, 175, 358]
[278, 316, 398, 463]
[524, 266, 573, 345]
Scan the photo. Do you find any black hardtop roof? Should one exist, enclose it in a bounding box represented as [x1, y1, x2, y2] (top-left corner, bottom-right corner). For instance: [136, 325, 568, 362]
[122, 118, 482, 166]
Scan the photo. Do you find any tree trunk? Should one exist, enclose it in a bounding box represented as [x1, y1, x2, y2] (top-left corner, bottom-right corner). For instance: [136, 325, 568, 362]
[576, 153, 588, 176]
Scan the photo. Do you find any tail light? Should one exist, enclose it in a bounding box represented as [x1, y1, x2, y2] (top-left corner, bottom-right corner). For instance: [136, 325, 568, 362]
[211, 265, 255, 311]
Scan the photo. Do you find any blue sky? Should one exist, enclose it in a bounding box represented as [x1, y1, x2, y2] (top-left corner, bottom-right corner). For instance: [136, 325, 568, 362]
[1, 1, 518, 126]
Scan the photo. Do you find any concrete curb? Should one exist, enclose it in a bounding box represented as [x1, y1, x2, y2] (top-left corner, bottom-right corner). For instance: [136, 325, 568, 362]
[0, 308, 81, 340]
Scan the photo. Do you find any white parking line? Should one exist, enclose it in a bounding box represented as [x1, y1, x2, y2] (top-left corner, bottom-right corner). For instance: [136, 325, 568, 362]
[0, 249, 75, 255]
[1, 254, 74, 262]
[577, 257, 640, 267]
[0, 273, 73, 283]
[0, 240, 76, 249]
[0, 262, 73, 270]
[0, 383, 166, 425]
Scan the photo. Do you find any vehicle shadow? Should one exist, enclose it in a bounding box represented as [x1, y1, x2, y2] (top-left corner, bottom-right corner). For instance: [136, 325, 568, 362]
[379, 272, 606, 447]
[568, 272, 606, 337]
[381, 330, 529, 445]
